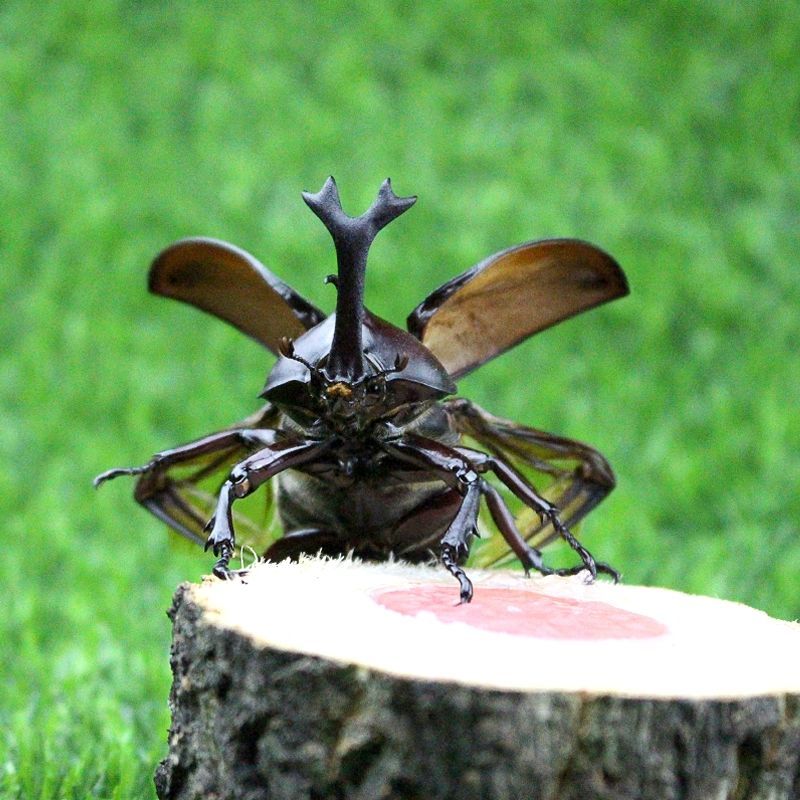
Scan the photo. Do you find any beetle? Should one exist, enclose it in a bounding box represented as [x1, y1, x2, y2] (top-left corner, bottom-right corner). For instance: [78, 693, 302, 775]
[95, 177, 628, 603]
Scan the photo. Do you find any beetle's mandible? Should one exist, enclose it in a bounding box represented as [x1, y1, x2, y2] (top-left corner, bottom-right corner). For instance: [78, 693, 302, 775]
[95, 177, 629, 602]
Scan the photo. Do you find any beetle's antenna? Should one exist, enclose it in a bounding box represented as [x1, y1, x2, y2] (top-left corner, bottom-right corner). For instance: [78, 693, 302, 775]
[302, 176, 416, 382]
[364, 351, 410, 380]
[278, 336, 326, 383]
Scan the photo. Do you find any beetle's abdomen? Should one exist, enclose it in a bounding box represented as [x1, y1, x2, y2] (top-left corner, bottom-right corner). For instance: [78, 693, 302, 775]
[275, 469, 458, 559]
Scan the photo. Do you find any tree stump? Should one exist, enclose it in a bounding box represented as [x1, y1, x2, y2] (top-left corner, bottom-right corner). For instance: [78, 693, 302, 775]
[154, 558, 800, 800]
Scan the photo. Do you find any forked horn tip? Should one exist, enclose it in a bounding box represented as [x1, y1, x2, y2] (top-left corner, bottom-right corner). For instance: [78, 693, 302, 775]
[302, 176, 342, 218]
[370, 179, 416, 230]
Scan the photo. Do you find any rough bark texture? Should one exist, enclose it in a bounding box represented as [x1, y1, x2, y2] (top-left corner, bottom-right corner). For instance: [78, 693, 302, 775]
[155, 582, 800, 800]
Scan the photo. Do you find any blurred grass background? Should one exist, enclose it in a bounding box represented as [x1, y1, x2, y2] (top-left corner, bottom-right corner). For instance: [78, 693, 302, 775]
[2, 1, 798, 796]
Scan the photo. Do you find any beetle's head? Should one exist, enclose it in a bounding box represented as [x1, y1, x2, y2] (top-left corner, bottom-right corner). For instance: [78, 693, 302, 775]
[262, 312, 455, 433]
[261, 177, 455, 433]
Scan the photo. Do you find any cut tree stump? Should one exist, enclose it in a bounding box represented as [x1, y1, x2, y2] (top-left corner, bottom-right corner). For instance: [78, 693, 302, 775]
[154, 558, 800, 800]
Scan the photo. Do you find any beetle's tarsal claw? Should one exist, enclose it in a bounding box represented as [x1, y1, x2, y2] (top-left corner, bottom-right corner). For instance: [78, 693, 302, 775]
[441, 543, 474, 604]
[596, 562, 621, 583]
[209, 539, 235, 579]
[93, 470, 116, 488]
[324, 274, 338, 287]
[213, 565, 250, 582]
[93, 465, 146, 487]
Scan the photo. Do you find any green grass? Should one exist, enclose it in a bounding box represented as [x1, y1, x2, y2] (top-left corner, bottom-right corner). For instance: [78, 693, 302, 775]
[2, 1, 799, 796]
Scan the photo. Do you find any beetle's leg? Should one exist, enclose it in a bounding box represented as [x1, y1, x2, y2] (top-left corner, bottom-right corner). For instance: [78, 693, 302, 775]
[440, 539, 474, 604]
[210, 538, 237, 580]
[204, 439, 331, 579]
[445, 398, 617, 565]
[93, 428, 280, 488]
[439, 480, 482, 603]
[462, 447, 618, 582]
[390, 489, 464, 558]
[481, 482, 549, 575]
[383, 437, 489, 603]
[263, 528, 341, 563]
[94, 428, 283, 547]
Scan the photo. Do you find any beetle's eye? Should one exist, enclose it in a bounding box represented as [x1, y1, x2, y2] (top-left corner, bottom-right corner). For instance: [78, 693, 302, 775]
[366, 379, 383, 394]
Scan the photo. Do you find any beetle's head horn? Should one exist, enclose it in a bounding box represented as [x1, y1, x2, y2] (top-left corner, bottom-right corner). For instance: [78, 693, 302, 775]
[302, 176, 416, 382]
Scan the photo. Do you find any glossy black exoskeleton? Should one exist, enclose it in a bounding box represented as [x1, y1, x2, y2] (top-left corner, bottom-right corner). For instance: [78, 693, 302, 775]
[95, 178, 628, 602]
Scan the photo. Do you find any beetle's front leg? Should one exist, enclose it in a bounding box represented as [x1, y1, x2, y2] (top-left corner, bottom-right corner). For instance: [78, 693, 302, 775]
[203, 438, 331, 579]
[384, 437, 485, 603]
[203, 470, 254, 579]
[437, 479, 482, 603]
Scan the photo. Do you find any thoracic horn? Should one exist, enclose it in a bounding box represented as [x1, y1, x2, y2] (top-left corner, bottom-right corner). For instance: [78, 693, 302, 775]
[302, 177, 416, 382]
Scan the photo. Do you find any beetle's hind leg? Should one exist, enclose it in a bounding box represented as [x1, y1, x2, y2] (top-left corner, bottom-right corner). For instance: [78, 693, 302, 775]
[463, 448, 619, 583]
[481, 482, 549, 575]
[545, 514, 620, 582]
[93, 428, 280, 490]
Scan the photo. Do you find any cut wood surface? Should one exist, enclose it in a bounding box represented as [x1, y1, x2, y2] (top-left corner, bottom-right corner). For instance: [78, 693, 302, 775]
[155, 558, 800, 800]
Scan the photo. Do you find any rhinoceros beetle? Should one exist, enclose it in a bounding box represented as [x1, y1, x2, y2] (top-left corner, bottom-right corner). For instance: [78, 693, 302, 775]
[95, 177, 628, 602]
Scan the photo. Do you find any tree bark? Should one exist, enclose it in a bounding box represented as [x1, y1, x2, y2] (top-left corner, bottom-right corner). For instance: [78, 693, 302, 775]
[154, 559, 800, 800]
